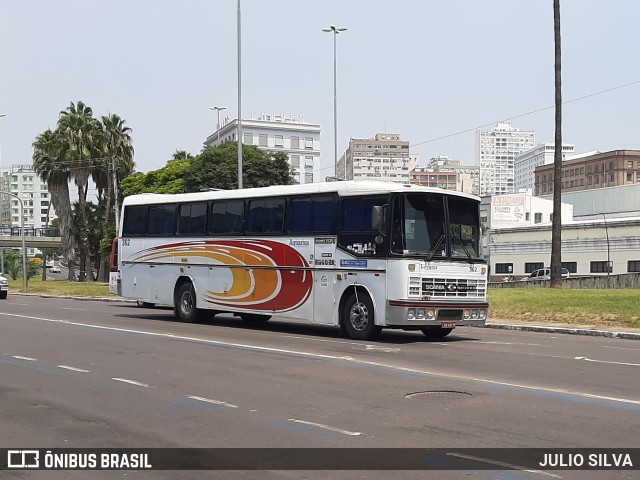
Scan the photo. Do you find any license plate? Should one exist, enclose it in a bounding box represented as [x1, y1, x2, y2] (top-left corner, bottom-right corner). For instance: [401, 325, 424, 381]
[441, 322, 456, 329]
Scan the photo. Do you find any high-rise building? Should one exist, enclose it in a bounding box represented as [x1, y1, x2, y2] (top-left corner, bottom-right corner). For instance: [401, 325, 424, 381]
[204, 112, 320, 184]
[0, 164, 56, 228]
[476, 122, 535, 195]
[337, 133, 415, 183]
[514, 142, 575, 192]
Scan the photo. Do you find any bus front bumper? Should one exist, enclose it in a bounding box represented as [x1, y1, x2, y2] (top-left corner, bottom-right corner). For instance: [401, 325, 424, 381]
[385, 300, 489, 328]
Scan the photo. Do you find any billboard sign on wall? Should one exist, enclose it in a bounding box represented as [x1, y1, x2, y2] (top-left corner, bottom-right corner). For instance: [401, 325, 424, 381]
[492, 196, 526, 228]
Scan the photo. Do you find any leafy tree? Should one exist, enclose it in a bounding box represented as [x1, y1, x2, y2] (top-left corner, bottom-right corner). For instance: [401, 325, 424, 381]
[3, 249, 21, 280]
[120, 159, 191, 196]
[26, 260, 40, 281]
[184, 143, 293, 191]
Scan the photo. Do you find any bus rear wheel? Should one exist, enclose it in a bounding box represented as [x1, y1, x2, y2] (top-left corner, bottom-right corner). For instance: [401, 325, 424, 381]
[421, 327, 453, 338]
[174, 282, 207, 323]
[342, 291, 381, 341]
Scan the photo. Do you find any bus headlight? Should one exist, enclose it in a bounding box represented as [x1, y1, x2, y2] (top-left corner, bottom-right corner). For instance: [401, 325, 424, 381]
[471, 309, 478, 319]
[464, 309, 471, 319]
[427, 309, 435, 319]
[416, 309, 425, 319]
[407, 308, 416, 320]
[478, 309, 487, 320]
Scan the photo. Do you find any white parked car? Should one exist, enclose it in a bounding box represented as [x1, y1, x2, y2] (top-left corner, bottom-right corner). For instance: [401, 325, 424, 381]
[0, 273, 8, 299]
[521, 267, 570, 282]
[49, 266, 62, 273]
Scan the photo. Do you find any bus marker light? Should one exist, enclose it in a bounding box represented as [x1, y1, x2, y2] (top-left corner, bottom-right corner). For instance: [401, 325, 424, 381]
[408, 264, 416, 272]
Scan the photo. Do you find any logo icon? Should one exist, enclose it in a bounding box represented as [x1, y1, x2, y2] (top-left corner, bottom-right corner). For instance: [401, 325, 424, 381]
[7, 450, 40, 468]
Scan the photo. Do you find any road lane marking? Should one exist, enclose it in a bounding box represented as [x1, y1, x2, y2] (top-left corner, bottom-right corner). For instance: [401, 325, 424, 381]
[602, 345, 640, 351]
[7, 303, 28, 306]
[58, 365, 90, 373]
[3, 311, 640, 407]
[186, 395, 238, 408]
[365, 345, 401, 352]
[112, 377, 150, 388]
[287, 418, 362, 436]
[478, 341, 548, 347]
[446, 453, 561, 478]
[575, 356, 640, 367]
[62, 307, 86, 311]
[12, 355, 36, 361]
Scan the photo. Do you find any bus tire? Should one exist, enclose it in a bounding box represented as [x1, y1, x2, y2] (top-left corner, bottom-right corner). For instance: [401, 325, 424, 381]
[174, 282, 206, 323]
[341, 291, 381, 341]
[421, 327, 453, 338]
[240, 313, 272, 323]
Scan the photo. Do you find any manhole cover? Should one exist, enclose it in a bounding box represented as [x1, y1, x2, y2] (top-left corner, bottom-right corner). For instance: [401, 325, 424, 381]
[404, 390, 472, 400]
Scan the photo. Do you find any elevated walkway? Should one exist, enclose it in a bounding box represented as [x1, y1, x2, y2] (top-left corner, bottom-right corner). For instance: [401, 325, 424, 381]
[0, 226, 62, 248]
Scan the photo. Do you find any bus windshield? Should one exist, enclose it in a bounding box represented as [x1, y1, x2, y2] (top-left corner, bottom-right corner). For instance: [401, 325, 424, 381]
[390, 193, 481, 260]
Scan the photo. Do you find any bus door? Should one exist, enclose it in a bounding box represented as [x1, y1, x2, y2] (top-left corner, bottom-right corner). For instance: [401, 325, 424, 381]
[313, 237, 338, 324]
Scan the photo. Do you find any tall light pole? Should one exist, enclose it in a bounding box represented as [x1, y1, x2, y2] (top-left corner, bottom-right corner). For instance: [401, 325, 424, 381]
[0, 114, 7, 275]
[237, 0, 243, 189]
[0, 191, 27, 293]
[322, 25, 347, 179]
[209, 106, 227, 143]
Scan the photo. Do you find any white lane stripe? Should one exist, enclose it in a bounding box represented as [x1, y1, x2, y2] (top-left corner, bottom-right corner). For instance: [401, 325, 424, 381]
[603, 345, 640, 351]
[446, 453, 561, 478]
[287, 418, 362, 436]
[112, 378, 150, 388]
[62, 308, 86, 311]
[478, 341, 548, 347]
[2, 311, 640, 406]
[575, 356, 640, 367]
[58, 365, 89, 373]
[7, 303, 28, 306]
[186, 395, 238, 408]
[12, 355, 37, 361]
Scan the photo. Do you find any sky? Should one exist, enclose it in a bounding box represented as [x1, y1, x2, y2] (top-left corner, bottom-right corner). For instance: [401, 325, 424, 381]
[1, 0, 639, 187]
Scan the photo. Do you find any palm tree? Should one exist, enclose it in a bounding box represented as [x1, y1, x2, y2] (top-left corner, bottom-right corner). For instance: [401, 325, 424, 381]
[58, 101, 101, 282]
[96, 113, 134, 281]
[550, 0, 563, 287]
[32, 129, 76, 281]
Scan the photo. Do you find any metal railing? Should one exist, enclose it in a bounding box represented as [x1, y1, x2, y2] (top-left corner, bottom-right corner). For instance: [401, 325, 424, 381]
[0, 226, 60, 237]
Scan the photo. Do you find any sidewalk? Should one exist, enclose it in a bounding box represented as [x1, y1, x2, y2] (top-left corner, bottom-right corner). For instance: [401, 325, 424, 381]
[483, 319, 640, 340]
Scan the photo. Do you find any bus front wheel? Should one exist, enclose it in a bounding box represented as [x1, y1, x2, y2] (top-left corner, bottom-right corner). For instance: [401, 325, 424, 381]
[341, 291, 381, 341]
[174, 282, 206, 323]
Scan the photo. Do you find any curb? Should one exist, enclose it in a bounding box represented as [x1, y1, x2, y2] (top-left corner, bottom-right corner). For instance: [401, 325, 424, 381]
[13, 292, 135, 303]
[480, 322, 640, 340]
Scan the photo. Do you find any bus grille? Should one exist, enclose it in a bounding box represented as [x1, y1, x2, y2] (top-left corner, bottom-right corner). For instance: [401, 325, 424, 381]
[421, 278, 487, 298]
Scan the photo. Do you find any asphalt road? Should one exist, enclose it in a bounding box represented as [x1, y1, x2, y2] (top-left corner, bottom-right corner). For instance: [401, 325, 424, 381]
[1, 296, 639, 480]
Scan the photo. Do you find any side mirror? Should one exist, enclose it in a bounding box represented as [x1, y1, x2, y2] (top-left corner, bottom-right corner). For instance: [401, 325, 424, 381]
[372, 205, 387, 235]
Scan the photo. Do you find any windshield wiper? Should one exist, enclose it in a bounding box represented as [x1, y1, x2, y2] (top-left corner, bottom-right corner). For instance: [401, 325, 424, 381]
[425, 234, 447, 262]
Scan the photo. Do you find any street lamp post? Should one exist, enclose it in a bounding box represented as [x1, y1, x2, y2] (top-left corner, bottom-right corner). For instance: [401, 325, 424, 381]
[237, 0, 243, 189]
[209, 106, 227, 143]
[322, 25, 347, 180]
[0, 113, 7, 275]
[0, 191, 27, 293]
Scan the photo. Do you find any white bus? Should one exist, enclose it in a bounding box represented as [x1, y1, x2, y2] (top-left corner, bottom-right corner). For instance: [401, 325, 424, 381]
[110, 181, 488, 340]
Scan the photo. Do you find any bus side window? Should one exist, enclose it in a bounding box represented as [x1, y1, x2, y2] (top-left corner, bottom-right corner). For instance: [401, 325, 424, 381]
[122, 206, 148, 236]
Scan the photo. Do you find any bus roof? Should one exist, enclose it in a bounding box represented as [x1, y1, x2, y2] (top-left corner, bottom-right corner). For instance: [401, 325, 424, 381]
[122, 181, 480, 206]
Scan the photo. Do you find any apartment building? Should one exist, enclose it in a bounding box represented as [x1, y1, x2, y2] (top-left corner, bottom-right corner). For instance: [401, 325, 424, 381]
[476, 122, 535, 195]
[534, 150, 640, 195]
[514, 142, 575, 191]
[0, 164, 56, 228]
[336, 133, 416, 183]
[203, 112, 321, 184]
[417, 155, 480, 194]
